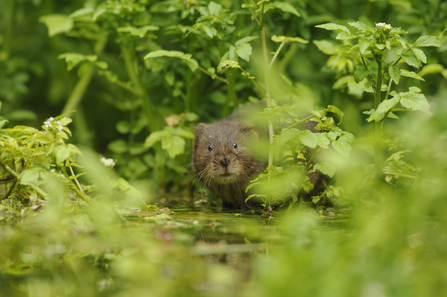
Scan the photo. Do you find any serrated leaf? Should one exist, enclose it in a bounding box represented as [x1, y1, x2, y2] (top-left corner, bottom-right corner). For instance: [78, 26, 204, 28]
[236, 43, 252, 62]
[332, 138, 351, 157]
[389, 65, 401, 84]
[401, 69, 425, 81]
[316, 23, 350, 33]
[39, 14, 73, 37]
[313, 162, 336, 178]
[144, 50, 198, 72]
[414, 35, 441, 47]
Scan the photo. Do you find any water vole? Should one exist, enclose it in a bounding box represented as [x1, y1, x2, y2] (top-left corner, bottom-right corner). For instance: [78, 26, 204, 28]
[191, 118, 265, 209]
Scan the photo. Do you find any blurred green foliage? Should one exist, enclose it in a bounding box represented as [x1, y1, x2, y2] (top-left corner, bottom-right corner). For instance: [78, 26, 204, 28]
[1, 0, 447, 296]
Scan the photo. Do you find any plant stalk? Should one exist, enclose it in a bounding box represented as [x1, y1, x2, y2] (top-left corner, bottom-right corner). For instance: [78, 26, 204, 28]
[120, 40, 158, 131]
[374, 57, 383, 179]
[62, 35, 107, 115]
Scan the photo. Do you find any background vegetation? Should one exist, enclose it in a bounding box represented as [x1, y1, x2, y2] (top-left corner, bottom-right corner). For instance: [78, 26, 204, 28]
[1, 0, 447, 296]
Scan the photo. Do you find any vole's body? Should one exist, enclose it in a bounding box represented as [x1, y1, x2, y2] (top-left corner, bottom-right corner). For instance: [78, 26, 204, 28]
[192, 118, 264, 209]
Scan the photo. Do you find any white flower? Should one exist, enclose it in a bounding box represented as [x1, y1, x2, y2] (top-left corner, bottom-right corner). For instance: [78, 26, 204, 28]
[376, 22, 392, 30]
[100, 157, 116, 167]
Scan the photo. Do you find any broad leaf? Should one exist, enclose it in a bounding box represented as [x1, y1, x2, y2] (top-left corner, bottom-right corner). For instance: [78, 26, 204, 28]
[39, 14, 73, 37]
[332, 138, 351, 157]
[313, 162, 336, 178]
[414, 35, 441, 47]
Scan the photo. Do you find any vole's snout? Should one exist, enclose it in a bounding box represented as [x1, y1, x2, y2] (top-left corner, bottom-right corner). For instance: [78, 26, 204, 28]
[220, 157, 230, 168]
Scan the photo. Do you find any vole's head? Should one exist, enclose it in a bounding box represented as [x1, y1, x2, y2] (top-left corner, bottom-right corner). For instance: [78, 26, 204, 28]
[192, 119, 261, 186]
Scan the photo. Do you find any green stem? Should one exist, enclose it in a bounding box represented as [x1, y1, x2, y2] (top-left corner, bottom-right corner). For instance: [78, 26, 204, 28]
[0, 159, 47, 199]
[5, 179, 18, 199]
[60, 162, 96, 205]
[62, 35, 108, 115]
[198, 66, 228, 84]
[374, 56, 383, 179]
[120, 40, 158, 131]
[260, 2, 275, 210]
[269, 41, 286, 69]
[0, 0, 17, 60]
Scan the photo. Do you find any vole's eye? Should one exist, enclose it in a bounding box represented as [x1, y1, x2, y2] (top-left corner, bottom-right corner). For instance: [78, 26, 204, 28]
[208, 145, 213, 152]
[233, 143, 237, 149]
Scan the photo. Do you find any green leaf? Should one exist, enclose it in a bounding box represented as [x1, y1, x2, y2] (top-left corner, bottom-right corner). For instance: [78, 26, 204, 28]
[271, 35, 308, 44]
[313, 162, 336, 178]
[373, 97, 400, 121]
[69, 7, 94, 18]
[54, 145, 70, 164]
[265, 2, 300, 17]
[39, 14, 73, 37]
[400, 91, 431, 115]
[358, 39, 371, 54]
[401, 69, 425, 81]
[389, 65, 401, 84]
[315, 133, 330, 149]
[0, 120, 8, 128]
[418, 64, 444, 77]
[414, 35, 441, 47]
[313, 40, 337, 55]
[208, 2, 222, 16]
[411, 48, 426, 64]
[348, 21, 369, 30]
[19, 169, 41, 184]
[354, 68, 370, 83]
[336, 32, 352, 40]
[316, 23, 350, 34]
[401, 51, 420, 68]
[162, 135, 185, 158]
[235, 36, 258, 46]
[58, 53, 97, 71]
[144, 50, 198, 72]
[117, 25, 159, 38]
[332, 138, 351, 157]
[236, 43, 252, 62]
[299, 130, 318, 149]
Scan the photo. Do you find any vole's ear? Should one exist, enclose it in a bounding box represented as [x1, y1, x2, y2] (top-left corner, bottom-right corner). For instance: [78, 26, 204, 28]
[193, 123, 208, 146]
[194, 123, 207, 135]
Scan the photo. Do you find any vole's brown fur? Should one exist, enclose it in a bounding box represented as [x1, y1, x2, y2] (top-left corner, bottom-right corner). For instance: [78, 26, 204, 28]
[192, 111, 327, 209]
[192, 118, 265, 209]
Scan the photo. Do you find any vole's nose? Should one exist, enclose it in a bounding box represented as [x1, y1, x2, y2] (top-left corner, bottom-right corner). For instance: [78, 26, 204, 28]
[221, 157, 230, 168]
